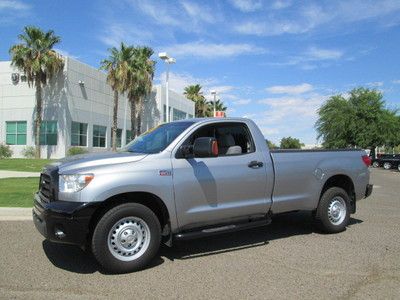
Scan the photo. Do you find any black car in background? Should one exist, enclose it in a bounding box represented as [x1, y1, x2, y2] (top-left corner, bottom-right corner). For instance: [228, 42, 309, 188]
[372, 154, 400, 171]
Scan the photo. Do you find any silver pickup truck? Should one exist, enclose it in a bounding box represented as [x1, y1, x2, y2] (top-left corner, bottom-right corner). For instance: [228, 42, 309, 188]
[33, 118, 373, 273]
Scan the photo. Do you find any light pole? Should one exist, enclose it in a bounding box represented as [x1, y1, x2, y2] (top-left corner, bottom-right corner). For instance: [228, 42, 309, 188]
[211, 90, 217, 117]
[158, 52, 176, 123]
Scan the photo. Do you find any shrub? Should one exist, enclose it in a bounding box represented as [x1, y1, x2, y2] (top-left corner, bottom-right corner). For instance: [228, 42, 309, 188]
[67, 147, 88, 156]
[22, 146, 35, 158]
[0, 143, 13, 159]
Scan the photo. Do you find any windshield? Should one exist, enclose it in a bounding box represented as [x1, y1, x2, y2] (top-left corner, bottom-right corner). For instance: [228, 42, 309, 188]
[122, 121, 194, 154]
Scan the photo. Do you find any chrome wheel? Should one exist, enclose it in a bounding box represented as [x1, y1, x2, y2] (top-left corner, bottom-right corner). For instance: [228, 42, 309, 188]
[383, 162, 391, 170]
[327, 197, 346, 225]
[372, 161, 379, 168]
[398, 164, 400, 172]
[107, 217, 151, 262]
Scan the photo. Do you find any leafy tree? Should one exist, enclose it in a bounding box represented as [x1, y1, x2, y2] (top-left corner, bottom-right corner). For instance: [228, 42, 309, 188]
[9, 26, 64, 158]
[316, 88, 400, 149]
[280, 137, 304, 149]
[100, 43, 133, 151]
[184, 84, 211, 117]
[266, 140, 277, 149]
[213, 99, 227, 115]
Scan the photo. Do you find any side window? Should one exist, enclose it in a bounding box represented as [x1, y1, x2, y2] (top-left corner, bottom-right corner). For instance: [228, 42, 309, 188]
[178, 122, 255, 157]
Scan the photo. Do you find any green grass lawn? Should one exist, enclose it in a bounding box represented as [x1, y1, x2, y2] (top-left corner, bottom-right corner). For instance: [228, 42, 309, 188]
[0, 177, 39, 207]
[0, 158, 54, 172]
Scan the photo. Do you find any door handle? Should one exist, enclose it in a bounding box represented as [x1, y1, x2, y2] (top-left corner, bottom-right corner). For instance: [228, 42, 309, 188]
[248, 161, 263, 168]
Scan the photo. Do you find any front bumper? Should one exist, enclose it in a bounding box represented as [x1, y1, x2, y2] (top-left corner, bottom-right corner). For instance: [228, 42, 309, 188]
[32, 193, 98, 246]
[365, 184, 373, 198]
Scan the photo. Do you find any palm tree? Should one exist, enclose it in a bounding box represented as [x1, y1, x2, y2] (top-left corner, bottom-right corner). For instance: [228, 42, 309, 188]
[100, 43, 133, 151]
[9, 26, 64, 158]
[127, 46, 155, 138]
[214, 99, 227, 114]
[184, 84, 211, 117]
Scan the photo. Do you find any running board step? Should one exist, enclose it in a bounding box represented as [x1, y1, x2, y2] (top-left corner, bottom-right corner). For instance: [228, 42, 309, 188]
[174, 218, 271, 241]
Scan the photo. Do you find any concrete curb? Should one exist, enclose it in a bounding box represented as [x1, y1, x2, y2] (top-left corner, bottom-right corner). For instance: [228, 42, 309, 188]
[0, 170, 40, 179]
[0, 207, 32, 221]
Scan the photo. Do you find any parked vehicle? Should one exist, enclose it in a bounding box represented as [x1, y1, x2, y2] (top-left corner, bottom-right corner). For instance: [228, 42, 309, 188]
[33, 118, 373, 273]
[372, 154, 400, 170]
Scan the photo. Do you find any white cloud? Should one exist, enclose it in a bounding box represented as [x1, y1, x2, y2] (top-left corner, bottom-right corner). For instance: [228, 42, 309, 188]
[271, 0, 292, 10]
[126, 0, 180, 26]
[181, 1, 216, 23]
[266, 83, 313, 95]
[366, 81, 384, 87]
[99, 23, 153, 47]
[207, 85, 235, 94]
[392, 79, 400, 84]
[158, 72, 217, 94]
[233, 99, 251, 105]
[234, 1, 400, 36]
[0, 0, 30, 10]
[230, 0, 262, 12]
[162, 41, 265, 59]
[306, 47, 343, 60]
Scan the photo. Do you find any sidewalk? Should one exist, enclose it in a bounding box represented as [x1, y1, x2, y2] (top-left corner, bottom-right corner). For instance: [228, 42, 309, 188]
[0, 170, 40, 179]
[0, 207, 32, 221]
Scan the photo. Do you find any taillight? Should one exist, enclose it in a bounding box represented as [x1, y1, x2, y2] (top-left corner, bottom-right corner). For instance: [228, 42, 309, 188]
[362, 155, 371, 167]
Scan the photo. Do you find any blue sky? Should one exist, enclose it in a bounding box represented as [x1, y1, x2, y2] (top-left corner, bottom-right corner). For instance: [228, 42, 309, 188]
[1, 0, 400, 145]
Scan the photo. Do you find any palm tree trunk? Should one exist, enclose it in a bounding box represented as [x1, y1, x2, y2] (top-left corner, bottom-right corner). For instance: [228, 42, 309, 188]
[35, 80, 42, 159]
[111, 89, 118, 151]
[135, 98, 143, 137]
[129, 98, 136, 140]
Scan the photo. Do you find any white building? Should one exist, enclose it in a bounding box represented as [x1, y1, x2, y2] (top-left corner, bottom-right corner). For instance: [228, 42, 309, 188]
[0, 57, 194, 158]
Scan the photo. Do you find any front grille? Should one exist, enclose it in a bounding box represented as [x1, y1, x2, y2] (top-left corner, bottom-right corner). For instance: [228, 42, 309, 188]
[39, 166, 59, 202]
[39, 174, 52, 201]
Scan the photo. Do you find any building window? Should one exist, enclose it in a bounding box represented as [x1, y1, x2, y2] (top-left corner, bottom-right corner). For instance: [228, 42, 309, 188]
[173, 108, 187, 121]
[163, 105, 172, 122]
[40, 121, 57, 145]
[6, 121, 27, 145]
[111, 128, 122, 148]
[71, 122, 88, 146]
[93, 125, 106, 147]
[126, 130, 132, 144]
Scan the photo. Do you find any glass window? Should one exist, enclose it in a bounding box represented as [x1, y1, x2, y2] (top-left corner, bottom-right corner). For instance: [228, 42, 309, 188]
[182, 122, 255, 157]
[93, 125, 106, 147]
[71, 122, 88, 146]
[173, 108, 187, 121]
[126, 130, 132, 145]
[188, 114, 194, 119]
[6, 121, 27, 145]
[40, 121, 57, 145]
[123, 121, 194, 154]
[111, 128, 123, 148]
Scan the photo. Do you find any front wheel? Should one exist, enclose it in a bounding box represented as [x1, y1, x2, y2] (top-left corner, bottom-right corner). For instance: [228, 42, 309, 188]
[92, 203, 161, 273]
[314, 187, 350, 233]
[383, 162, 392, 170]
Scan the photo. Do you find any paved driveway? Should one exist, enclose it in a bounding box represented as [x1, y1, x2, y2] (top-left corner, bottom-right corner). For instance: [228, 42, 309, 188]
[0, 169, 399, 299]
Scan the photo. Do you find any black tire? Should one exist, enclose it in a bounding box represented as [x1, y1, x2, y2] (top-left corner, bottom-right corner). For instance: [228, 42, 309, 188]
[397, 164, 400, 172]
[314, 187, 350, 233]
[372, 161, 379, 168]
[92, 203, 161, 273]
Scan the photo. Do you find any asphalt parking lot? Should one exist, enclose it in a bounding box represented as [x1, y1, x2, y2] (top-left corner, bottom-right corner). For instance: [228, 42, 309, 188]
[0, 168, 399, 299]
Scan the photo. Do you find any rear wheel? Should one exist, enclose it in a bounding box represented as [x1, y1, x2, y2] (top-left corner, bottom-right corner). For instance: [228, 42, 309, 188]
[383, 162, 392, 170]
[92, 203, 161, 273]
[398, 164, 400, 172]
[315, 187, 350, 233]
[372, 161, 379, 168]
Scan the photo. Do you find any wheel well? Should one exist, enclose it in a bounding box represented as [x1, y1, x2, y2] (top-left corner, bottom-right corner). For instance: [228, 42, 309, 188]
[320, 174, 356, 212]
[88, 192, 170, 240]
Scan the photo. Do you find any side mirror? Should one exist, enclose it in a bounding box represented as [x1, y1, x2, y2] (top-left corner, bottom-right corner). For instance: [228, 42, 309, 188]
[193, 137, 218, 158]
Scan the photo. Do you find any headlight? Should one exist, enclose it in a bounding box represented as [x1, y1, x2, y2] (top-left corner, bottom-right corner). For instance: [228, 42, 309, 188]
[59, 174, 94, 193]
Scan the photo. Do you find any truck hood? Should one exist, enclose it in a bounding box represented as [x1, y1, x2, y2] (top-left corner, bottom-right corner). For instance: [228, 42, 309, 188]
[48, 152, 148, 173]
